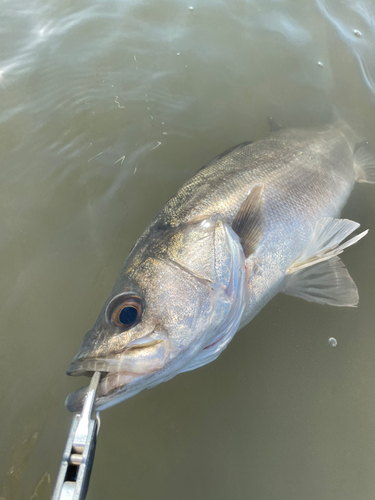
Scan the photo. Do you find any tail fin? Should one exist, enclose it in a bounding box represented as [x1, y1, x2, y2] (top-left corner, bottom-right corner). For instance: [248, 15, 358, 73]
[354, 141, 375, 184]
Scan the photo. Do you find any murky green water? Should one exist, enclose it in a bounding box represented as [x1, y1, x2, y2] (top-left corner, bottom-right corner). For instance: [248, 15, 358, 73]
[1, 0, 375, 498]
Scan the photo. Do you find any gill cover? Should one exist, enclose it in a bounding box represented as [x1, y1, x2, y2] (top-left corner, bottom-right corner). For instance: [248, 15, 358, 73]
[169, 217, 248, 374]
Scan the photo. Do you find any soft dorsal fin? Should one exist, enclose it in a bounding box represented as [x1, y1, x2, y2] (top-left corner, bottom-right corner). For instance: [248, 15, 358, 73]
[354, 141, 375, 184]
[231, 184, 265, 258]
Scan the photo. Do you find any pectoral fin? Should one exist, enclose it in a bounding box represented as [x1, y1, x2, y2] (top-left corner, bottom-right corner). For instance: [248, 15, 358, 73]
[232, 184, 265, 258]
[289, 217, 368, 273]
[283, 256, 358, 306]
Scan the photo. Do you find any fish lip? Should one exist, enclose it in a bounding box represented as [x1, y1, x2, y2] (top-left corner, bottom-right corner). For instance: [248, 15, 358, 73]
[65, 358, 143, 412]
[66, 333, 168, 376]
[66, 351, 167, 411]
[66, 359, 111, 376]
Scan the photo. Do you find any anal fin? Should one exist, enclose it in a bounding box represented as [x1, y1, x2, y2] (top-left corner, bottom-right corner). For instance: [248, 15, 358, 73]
[283, 256, 358, 307]
[289, 217, 368, 273]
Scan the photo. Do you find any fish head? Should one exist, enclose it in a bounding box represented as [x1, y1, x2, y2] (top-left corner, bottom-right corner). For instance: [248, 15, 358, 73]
[66, 217, 246, 411]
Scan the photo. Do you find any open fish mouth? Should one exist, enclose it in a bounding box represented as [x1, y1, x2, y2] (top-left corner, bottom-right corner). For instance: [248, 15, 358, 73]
[65, 368, 146, 412]
[65, 336, 168, 412]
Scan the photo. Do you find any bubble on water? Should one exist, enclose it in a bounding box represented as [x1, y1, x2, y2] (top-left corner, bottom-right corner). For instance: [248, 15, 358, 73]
[176, 52, 181, 56]
[317, 61, 323, 67]
[328, 337, 337, 347]
[189, 6, 194, 10]
[161, 122, 165, 125]
[162, 132, 168, 135]
[353, 29, 362, 37]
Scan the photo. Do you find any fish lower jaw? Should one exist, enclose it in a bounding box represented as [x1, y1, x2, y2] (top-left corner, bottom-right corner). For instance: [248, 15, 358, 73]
[97, 370, 141, 397]
[65, 369, 147, 412]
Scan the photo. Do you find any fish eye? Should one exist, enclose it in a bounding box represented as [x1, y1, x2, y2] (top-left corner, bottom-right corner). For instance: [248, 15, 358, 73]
[119, 306, 138, 325]
[106, 294, 143, 330]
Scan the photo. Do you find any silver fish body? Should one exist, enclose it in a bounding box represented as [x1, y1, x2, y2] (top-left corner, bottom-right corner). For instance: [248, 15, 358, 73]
[66, 123, 373, 411]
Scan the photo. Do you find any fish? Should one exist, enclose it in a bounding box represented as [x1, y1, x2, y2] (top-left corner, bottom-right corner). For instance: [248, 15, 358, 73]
[66, 121, 375, 412]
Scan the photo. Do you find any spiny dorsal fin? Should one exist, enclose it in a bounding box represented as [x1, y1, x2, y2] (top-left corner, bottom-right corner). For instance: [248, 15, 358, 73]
[232, 184, 264, 258]
[283, 256, 359, 307]
[289, 217, 368, 273]
[268, 116, 282, 132]
[196, 141, 252, 173]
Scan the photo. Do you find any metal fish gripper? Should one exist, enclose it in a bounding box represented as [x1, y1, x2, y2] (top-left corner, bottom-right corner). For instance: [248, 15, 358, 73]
[52, 372, 101, 500]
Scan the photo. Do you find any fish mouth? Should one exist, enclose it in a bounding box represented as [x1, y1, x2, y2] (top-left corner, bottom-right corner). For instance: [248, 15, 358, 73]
[65, 368, 147, 412]
[65, 336, 167, 412]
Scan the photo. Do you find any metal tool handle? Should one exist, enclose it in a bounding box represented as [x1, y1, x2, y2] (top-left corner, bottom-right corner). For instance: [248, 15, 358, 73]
[52, 372, 101, 500]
